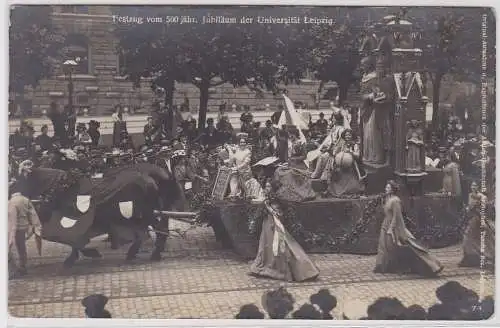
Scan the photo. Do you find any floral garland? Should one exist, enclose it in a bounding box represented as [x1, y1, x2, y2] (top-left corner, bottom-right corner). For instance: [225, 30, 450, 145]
[242, 194, 384, 250]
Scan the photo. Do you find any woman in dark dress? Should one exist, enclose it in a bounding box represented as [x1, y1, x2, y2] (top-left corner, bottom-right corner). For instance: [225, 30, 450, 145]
[249, 181, 319, 282]
[374, 180, 443, 277]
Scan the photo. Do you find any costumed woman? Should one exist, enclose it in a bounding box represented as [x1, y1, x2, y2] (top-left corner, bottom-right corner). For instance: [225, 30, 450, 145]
[249, 180, 319, 282]
[225, 136, 252, 198]
[459, 181, 495, 267]
[374, 180, 443, 277]
[327, 129, 366, 197]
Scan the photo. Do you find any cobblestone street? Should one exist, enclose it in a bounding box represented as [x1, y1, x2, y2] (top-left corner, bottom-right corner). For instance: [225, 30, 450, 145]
[8, 221, 495, 319]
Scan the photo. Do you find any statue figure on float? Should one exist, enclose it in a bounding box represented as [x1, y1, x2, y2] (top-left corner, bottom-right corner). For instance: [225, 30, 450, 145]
[359, 55, 390, 166]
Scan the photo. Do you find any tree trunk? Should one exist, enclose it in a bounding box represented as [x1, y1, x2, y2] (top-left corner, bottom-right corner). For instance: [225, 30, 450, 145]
[197, 80, 210, 133]
[431, 72, 443, 131]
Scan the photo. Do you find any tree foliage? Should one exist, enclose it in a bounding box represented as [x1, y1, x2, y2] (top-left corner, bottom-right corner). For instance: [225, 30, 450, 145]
[409, 7, 496, 127]
[114, 5, 495, 131]
[9, 5, 65, 94]
[114, 6, 313, 131]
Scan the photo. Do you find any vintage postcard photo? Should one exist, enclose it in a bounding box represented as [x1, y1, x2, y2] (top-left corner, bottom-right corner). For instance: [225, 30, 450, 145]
[7, 4, 496, 321]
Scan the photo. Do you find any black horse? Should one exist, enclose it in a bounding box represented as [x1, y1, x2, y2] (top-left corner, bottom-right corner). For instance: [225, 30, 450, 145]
[21, 163, 181, 267]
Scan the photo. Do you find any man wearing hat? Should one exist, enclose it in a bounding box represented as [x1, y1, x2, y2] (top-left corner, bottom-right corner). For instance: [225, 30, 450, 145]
[35, 125, 53, 152]
[76, 123, 92, 146]
[199, 118, 219, 150]
[8, 162, 42, 277]
[143, 116, 156, 147]
[82, 294, 111, 318]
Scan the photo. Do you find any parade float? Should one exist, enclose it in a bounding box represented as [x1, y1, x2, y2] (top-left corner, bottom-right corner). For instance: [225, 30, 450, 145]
[204, 15, 466, 260]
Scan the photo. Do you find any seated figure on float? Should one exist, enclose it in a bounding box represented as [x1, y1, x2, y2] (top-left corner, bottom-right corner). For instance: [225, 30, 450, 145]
[310, 108, 351, 179]
[224, 135, 264, 200]
[322, 129, 366, 197]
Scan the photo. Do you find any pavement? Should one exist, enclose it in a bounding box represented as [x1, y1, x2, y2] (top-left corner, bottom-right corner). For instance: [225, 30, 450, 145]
[8, 220, 495, 319]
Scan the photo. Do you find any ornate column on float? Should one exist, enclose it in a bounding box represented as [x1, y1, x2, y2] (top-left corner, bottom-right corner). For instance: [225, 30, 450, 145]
[386, 14, 429, 196]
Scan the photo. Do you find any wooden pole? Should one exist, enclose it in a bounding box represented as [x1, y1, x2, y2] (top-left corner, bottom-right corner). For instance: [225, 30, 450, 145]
[153, 210, 198, 218]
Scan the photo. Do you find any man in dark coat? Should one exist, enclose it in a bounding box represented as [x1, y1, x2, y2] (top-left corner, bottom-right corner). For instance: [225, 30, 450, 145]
[48, 102, 69, 146]
[200, 118, 219, 150]
[35, 125, 53, 152]
[143, 116, 156, 147]
[216, 115, 234, 144]
[316, 112, 329, 136]
[276, 125, 289, 163]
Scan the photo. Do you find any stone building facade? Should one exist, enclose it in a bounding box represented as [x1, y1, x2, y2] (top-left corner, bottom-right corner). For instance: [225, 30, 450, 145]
[14, 5, 346, 118]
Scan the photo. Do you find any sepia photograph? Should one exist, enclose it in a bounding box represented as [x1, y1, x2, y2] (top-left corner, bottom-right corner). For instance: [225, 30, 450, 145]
[7, 3, 496, 321]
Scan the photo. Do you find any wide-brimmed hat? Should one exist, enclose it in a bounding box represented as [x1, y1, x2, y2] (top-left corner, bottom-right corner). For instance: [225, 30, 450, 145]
[82, 294, 111, 318]
[172, 149, 187, 159]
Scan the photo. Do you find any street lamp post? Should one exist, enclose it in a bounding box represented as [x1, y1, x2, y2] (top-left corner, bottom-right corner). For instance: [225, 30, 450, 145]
[63, 58, 79, 139]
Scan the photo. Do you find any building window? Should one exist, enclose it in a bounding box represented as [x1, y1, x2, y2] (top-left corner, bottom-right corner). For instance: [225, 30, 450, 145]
[63, 34, 90, 74]
[60, 5, 89, 14]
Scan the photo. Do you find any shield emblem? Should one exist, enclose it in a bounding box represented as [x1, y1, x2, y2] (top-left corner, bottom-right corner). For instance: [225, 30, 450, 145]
[60, 216, 78, 229]
[76, 195, 91, 213]
[119, 201, 134, 219]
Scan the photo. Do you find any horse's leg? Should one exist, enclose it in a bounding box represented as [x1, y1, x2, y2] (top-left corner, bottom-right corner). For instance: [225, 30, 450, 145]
[154, 217, 169, 253]
[151, 220, 168, 261]
[125, 230, 142, 261]
[63, 248, 80, 268]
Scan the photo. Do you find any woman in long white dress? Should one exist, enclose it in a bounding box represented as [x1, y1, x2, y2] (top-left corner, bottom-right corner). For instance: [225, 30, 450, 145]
[226, 138, 253, 198]
[442, 151, 462, 197]
[249, 181, 319, 282]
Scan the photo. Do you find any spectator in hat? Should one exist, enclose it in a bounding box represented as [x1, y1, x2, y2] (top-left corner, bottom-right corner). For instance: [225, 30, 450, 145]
[292, 303, 322, 319]
[8, 175, 42, 278]
[240, 106, 254, 134]
[119, 130, 135, 152]
[199, 118, 219, 150]
[260, 120, 275, 141]
[366, 297, 408, 320]
[143, 116, 156, 147]
[234, 304, 265, 319]
[405, 305, 427, 320]
[35, 125, 53, 152]
[217, 115, 234, 144]
[261, 287, 295, 319]
[88, 120, 101, 147]
[76, 123, 92, 146]
[310, 289, 337, 319]
[82, 294, 112, 318]
[48, 101, 68, 145]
